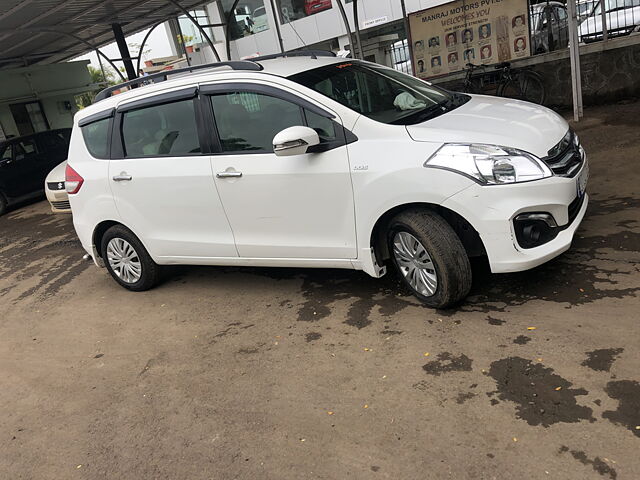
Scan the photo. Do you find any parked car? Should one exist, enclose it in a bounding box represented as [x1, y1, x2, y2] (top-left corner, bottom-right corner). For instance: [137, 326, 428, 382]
[579, 0, 640, 42]
[304, 0, 332, 16]
[252, 6, 269, 33]
[0, 128, 71, 216]
[67, 55, 588, 308]
[530, 2, 570, 53]
[45, 160, 71, 213]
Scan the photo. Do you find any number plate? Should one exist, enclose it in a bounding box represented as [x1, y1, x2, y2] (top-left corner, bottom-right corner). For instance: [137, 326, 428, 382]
[576, 161, 589, 198]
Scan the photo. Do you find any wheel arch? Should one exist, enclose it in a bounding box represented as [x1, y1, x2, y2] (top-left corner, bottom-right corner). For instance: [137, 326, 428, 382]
[93, 220, 152, 262]
[369, 202, 486, 265]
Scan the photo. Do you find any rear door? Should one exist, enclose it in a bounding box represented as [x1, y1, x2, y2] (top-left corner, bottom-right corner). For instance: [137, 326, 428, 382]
[109, 88, 237, 260]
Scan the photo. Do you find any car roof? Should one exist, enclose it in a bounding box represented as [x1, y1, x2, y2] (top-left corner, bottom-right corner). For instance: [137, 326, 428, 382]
[75, 56, 346, 122]
[531, 0, 565, 9]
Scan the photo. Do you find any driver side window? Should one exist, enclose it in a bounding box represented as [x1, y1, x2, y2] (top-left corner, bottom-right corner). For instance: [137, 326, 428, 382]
[210, 92, 304, 153]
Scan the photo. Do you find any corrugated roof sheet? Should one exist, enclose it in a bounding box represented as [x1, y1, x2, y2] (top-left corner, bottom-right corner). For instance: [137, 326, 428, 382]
[0, 0, 212, 69]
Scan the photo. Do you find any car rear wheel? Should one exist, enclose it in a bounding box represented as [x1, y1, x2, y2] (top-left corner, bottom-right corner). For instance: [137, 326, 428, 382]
[101, 225, 160, 291]
[387, 209, 472, 308]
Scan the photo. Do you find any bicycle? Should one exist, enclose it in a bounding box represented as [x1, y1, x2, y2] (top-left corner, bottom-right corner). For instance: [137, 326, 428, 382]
[461, 62, 546, 105]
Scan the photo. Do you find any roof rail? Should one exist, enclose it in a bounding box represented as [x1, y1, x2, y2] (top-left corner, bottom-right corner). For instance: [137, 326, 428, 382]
[94, 60, 263, 102]
[252, 49, 336, 62]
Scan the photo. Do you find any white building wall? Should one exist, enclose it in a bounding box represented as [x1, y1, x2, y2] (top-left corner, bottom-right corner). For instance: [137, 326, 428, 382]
[0, 61, 93, 138]
[217, 0, 452, 59]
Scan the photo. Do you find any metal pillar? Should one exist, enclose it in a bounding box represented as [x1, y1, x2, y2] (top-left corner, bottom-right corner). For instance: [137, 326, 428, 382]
[269, 0, 285, 54]
[112, 23, 137, 81]
[400, 0, 413, 67]
[352, 0, 363, 59]
[600, 0, 608, 41]
[336, 0, 359, 59]
[136, 22, 163, 75]
[566, 0, 583, 121]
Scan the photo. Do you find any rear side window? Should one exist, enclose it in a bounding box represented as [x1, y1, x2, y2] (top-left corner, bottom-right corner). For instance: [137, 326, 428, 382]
[15, 138, 38, 160]
[82, 118, 110, 159]
[1, 144, 12, 162]
[121, 99, 200, 157]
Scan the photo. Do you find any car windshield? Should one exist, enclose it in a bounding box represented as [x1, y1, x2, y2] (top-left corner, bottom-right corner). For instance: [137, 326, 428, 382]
[289, 61, 466, 125]
[594, 0, 640, 14]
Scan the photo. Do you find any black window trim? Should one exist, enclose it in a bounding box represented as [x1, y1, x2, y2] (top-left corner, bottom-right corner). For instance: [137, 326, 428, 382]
[116, 87, 198, 113]
[78, 108, 114, 127]
[201, 83, 357, 156]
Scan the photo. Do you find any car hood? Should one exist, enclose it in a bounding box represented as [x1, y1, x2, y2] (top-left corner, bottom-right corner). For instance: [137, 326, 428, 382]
[405, 94, 568, 158]
[46, 160, 67, 183]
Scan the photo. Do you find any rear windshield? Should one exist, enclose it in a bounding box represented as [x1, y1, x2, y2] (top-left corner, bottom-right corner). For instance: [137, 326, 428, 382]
[289, 61, 463, 125]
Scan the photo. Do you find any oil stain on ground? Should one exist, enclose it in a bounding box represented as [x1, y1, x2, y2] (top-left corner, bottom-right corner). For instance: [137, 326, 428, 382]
[602, 380, 640, 438]
[0, 210, 89, 302]
[488, 357, 594, 427]
[558, 446, 617, 479]
[581, 348, 624, 372]
[513, 335, 531, 345]
[423, 352, 473, 376]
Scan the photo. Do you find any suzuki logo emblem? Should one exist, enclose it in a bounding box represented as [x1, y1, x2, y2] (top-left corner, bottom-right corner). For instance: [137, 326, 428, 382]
[58, 183, 63, 190]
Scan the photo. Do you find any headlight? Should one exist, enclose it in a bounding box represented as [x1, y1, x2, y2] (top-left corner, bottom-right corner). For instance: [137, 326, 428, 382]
[424, 143, 552, 185]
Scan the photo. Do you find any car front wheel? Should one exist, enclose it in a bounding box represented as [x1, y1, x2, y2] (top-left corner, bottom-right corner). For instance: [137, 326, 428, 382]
[101, 225, 160, 291]
[387, 209, 472, 308]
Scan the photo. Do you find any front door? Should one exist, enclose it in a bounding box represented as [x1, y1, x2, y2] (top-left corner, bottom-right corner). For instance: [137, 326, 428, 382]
[206, 87, 357, 259]
[109, 95, 237, 260]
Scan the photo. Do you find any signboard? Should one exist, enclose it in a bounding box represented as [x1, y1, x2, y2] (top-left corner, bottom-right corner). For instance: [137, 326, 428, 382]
[408, 0, 531, 79]
[362, 16, 389, 29]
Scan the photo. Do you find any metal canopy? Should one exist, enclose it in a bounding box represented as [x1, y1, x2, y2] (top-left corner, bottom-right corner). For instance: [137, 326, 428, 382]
[0, 0, 212, 69]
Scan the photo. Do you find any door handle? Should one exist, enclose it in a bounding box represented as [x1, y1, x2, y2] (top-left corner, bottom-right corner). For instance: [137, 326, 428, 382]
[113, 174, 132, 182]
[216, 171, 242, 178]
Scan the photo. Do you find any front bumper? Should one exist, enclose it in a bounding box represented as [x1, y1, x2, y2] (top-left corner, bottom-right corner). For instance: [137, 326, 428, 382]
[442, 163, 589, 273]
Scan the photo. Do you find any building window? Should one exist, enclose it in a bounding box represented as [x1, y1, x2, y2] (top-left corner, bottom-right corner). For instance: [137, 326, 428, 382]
[277, 0, 333, 24]
[9, 101, 50, 136]
[177, 9, 215, 48]
[220, 0, 270, 40]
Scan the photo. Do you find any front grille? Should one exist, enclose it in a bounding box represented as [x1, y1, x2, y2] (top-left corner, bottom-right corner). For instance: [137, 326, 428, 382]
[541, 130, 583, 177]
[567, 194, 584, 225]
[47, 181, 65, 190]
[51, 200, 71, 210]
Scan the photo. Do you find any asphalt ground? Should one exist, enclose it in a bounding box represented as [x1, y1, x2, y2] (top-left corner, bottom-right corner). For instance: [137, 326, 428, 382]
[1, 100, 639, 480]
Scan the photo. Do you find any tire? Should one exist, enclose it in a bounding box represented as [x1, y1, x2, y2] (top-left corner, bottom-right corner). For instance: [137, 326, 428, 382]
[387, 209, 472, 308]
[0, 193, 7, 217]
[499, 71, 545, 105]
[101, 225, 160, 291]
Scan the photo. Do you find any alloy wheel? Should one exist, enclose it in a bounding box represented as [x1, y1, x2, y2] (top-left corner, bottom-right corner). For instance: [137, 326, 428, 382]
[106, 238, 142, 284]
[392, 231, 438, 296]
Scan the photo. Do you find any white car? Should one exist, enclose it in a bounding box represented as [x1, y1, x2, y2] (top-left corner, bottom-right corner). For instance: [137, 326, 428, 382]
[252, 6, 269, 33]
[45, 160, 71, 213]
[66, 54, 588, 308]
[579, 0, 640, 42]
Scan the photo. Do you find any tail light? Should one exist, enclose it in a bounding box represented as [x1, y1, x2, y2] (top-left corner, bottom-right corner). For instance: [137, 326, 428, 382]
[65, 164, 84, 194]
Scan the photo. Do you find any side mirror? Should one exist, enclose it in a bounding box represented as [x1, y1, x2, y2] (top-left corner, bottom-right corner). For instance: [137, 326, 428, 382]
[273, 126, 320, 157]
